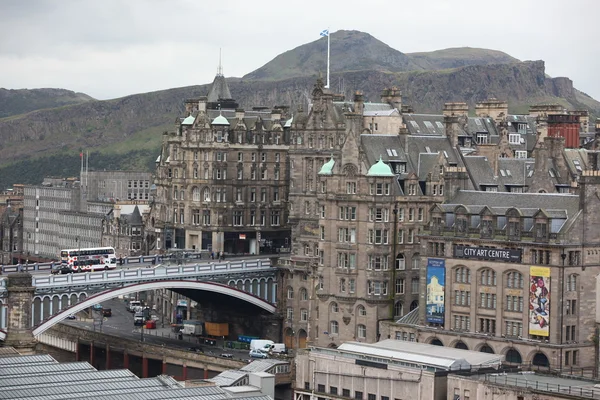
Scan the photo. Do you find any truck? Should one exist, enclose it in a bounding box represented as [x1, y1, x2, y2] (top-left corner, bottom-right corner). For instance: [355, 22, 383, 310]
[250, 339, 274, 352]
[128, 300, 141, 313]
[204, 322, 229, 337]
[133, 312, 145, 326]
[182, 320, 203, 336]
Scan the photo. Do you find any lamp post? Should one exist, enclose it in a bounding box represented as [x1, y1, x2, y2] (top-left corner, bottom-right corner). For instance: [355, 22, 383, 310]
[559, 248, 567, 371]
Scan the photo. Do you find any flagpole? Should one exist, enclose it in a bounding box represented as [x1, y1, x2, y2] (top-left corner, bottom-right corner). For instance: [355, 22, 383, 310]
[326, 30, 330, 89]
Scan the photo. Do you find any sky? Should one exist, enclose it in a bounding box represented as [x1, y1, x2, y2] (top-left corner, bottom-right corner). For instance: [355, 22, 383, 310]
[1, 0, 599, 101]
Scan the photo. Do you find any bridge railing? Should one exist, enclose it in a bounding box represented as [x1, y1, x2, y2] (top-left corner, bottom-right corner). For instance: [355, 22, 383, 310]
[28, 258, 273, 289]
[0, 251, 286, 274]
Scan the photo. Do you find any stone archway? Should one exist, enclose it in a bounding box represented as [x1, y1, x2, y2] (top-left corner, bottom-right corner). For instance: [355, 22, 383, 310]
[505, 348, 522, 364]
[532, 352, 549, 367]
[479, 344, 494, 354]
[454, 341, 468, 350]
[298, 329, 308, 348]
[430, 338, 443, 346]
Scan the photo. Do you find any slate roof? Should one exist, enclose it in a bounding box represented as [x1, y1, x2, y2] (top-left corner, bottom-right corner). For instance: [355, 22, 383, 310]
[360, 135, 407, 165]
[404, 114, 448, 136]
[396, 306, 420, 325]
[207, 74, 232, 103]
[447, 190, 580, 219]
[240, 359, 288, 373]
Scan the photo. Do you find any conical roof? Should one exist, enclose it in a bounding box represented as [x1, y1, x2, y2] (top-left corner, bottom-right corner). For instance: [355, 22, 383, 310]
[318, 156, 335, 175]
[207, 74, 232, 102]
[367, 156, 394, 176]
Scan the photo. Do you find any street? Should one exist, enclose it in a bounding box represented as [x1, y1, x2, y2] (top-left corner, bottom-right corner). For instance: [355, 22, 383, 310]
[63, 298, 264, 362]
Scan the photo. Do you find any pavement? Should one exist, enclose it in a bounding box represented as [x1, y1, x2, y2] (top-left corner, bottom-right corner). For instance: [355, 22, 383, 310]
[63, 298, 260, 362]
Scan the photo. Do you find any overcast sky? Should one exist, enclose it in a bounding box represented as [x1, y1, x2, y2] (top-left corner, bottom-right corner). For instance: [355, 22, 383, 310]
[1, 0, 598, 101]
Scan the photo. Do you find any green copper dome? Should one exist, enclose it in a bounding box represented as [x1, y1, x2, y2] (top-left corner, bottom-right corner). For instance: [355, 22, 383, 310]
[212, 114, 230, 126]
[318, 156, 335, 175]
[367, 156, 394, 176]
[182, 115, 195, 125]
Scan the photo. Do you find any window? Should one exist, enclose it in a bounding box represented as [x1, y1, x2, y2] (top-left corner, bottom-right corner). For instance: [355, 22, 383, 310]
[343, 389, 350, 397]
[287, 287, 294, 299]
[566, 299, 577, 315]
[479, 293, 497, 309]
[455, 267, 471, 283]
[506, 271, 524, 288]
[349, 278, 356, 293]
[567, 274, 577, 291]
[505, 320, 523, 337]
[480, 269, 497, 286]
[330, 387, 338, 395]
[357, 324, 366, 339]
[346, 182, 356, 194]
[301, 309, 308, 322]
[330, 321, 339, 334]
[411, 277, 419, 294]
[454, 290, 471, 306]
[418, 208, 424, 221]
[506, 295, 524, 312]
[395, 278, 405, 294]
[286, 307, 293, 320]
[330, 302, 338, 313]
[453, 315, 471, 331]
[202, 210, 211, 225]
[355, 392, 363, 400]
[395, 253, 405, 270]
[509, 133, 520, 144]
[233, 210, 243, 226]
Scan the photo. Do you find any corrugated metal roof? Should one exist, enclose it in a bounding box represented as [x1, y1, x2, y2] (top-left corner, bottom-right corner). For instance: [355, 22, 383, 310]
[0, 369, 136, 389]
[209, 370, 247, 386]
[83, 385, 227, 400]
[0, 347, 20, 356]
[240, 359, 288, 372]
[1, 377, 171, 400]
[0, 354, 56, 366]
[0, 361, 95, 377]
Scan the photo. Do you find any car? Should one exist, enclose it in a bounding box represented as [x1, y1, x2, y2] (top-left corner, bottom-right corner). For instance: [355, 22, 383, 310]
[92, 304, 103, 310]
[221, 353, 234, 358]
[249, 349, 268, 359]
[52, 266, 74, 275]
[187, 347, 204, 353]
[66, 314, 76, 320]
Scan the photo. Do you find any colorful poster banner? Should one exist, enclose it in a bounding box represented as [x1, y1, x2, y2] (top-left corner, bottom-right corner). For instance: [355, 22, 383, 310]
[426, 258, 446, 324]
[528, 266, 550, 337]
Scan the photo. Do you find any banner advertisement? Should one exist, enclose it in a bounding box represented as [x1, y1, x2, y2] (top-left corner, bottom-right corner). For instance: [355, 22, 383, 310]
[426, 258, 446, 324]
[529, 266, 550, 337]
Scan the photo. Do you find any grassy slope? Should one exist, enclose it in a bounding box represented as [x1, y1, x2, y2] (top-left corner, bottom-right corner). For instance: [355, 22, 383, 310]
[0, 88, 94, 118]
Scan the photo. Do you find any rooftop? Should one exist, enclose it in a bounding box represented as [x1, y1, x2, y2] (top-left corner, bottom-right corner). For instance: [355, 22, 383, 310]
[481, 372, 600, 399]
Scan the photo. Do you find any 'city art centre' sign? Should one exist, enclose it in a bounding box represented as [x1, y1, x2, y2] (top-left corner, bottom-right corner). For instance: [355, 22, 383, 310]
[454, 245, 522, 263]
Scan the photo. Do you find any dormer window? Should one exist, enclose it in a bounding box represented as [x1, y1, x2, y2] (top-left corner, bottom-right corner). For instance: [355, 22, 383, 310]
[535, 222, 548, 241]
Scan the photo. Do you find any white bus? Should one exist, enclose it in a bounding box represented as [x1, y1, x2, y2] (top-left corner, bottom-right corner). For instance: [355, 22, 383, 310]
[60, 247, 117, 272]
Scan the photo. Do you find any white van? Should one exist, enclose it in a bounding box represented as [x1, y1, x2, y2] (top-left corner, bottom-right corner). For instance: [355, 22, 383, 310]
[250, 339, 274, 352]
[270, 343, 287, 354]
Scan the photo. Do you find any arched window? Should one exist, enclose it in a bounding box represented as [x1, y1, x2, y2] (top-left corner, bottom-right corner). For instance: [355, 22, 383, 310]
[410, 300, 418, 311]
[480, 268, 497, 286]
[202, 187, 210, 202]
[173, 186, 178, 200]
[357, 324, 366, 339]
[455, 266, 471, 283]
[430, 338, 443, 346]
[479, 345, 494, 354]
[411, 253, 421, 270]
[532, 352, 549, 367]
[356, 305, 366, 316]
[394, 301, 404, 317]
[286, 287, 294, 299]
[506, 271, 524, 289]
[300, 288, 308, 301]
[505, 348, 522, 364]
[192, 187, 200, 202]
[330, 302, 339, 313]
[454, 341, 468, 350]
[180, 189, 184, 201]
[396, 253, 405, 270]
[330, 320, 339, 334]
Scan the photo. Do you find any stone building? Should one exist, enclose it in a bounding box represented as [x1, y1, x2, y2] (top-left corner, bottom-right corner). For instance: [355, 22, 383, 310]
[81, 170, 153, 204]
[381, 173, 600, 371]
[0, 202, 22, 265]
[150, 71, 292, 254]
[101, 203, 149, 257]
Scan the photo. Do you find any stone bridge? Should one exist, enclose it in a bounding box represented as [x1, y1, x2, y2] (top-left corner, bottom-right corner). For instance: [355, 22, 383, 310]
[0, 257, 281, 345]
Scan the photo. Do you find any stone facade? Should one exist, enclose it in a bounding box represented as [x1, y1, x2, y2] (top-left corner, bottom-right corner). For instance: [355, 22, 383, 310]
[150, 74, 291, 254]
[3, 273, 37, 352]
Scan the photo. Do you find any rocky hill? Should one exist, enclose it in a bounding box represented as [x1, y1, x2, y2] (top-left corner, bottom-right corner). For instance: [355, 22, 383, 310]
[242, 30, 518, 81]
[0, 30, 598, 189]
[0, 88, 94, 118]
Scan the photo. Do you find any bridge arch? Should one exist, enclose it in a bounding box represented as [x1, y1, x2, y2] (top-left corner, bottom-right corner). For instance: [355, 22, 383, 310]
[32, 280, 276, 337]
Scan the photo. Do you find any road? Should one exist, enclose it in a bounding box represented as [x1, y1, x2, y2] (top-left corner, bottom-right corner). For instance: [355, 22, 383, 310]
[63, 298, 268, 362]
[25, 253, 273, 276]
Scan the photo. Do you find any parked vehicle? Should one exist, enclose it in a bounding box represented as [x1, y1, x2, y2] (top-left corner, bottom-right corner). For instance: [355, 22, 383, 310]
[66, 314, 76, 320]
[267, 343, 287, 354]
[249, 349, 268, 359]
[102, 308, 112, 317]
[250, 339, 274, 352]
[182, 320, 203, 336]
[220, 353, 233, 358]
[128, 301, 141, 313]
[92, 304, 103, 310]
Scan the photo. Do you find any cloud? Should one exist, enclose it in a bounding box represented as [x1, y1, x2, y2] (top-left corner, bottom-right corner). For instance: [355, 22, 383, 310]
[1, 0, 598, 101]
